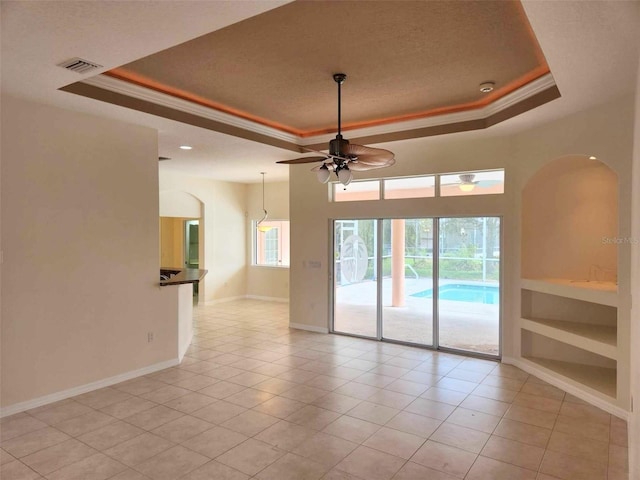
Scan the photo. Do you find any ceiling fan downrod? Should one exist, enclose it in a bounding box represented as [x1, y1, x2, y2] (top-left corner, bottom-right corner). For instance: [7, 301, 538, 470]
[330, 73, 349, 161]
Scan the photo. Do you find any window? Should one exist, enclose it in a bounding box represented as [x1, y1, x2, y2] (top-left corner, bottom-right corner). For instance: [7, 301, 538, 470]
[254, 220, 290, 267]
[384, 176, 435, 199]
[329, 170, 504, 202]
[333, 180, 380, 202]
[439, 170, 505, 197]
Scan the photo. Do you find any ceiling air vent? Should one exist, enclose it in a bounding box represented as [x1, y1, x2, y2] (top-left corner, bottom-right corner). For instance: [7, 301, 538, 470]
[158, 157, 172, 161]
[58, 57, 103, 74]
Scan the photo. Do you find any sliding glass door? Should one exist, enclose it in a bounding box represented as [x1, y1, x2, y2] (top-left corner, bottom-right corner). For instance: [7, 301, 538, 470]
[333, 220, 378, 338]
[332, 217, 501, 357]
[438, 217, 501, 355]
[381, 219, 434, 346]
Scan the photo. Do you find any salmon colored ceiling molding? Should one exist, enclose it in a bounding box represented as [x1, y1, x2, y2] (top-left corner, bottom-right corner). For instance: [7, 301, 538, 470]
[105, 65, 550, 138]
[104, 69, 306, 136]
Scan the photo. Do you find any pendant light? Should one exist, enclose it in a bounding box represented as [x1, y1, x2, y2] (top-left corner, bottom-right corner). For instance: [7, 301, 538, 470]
[257, 172, 272, 233]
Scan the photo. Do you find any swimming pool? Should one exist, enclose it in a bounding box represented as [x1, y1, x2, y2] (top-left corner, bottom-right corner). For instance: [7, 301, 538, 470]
[411, 284, 499, 304]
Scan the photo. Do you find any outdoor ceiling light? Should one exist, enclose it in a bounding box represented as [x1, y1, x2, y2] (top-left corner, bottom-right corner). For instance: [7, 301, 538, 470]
[458, 173, 477, 192]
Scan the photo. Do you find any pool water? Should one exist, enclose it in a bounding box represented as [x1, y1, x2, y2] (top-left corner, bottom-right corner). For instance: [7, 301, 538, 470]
[411, 284, 499, 304]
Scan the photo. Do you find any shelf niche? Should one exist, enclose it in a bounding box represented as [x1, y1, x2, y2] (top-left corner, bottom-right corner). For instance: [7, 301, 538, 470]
[522, 155, 618, 285]
[519, 154, 623, 413]
[521, 330, 616, 399]
[521, 289, 617, 342]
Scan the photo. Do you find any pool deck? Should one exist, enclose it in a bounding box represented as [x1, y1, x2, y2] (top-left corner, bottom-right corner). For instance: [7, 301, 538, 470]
[334, 278, 500, 355]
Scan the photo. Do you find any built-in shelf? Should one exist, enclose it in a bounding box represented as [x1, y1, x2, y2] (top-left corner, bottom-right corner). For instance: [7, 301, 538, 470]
[522, 356, 617, 399]
[521, 278, 618, 307]
[520, 317, 617, 360]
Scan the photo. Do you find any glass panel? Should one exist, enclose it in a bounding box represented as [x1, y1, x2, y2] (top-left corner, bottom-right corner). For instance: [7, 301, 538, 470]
[334, 219, 378, 337]
[382, 219, 434, 345]
[333, 180, 380, 202]
[440, 170, 505, 197]
[255, 220, 290, 266]
[384, 176, 436, 199]
[438, 217, 500, 355]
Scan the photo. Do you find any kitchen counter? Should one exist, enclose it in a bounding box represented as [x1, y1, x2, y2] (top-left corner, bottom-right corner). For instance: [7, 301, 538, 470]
[160, 267, 207, 286]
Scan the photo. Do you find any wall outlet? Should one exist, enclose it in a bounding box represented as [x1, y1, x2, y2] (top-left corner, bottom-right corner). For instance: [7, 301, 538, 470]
[147, 332, 154, 343]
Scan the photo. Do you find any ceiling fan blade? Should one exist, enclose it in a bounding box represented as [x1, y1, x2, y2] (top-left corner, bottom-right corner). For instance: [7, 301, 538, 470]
[301, 146, 328, 155]
[350, 158, 396, 171]
[276, 156, 327, 165]
[345, 144, 395, 163]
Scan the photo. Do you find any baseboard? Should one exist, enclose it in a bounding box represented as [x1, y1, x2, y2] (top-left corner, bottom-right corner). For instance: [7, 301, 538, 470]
[204, 295, 290, 305]
[289, 322, 329, 334]
[246, 295, 289, 303]
[203, 295, 246, 305]
[502, 356, 629, 420]
[0, 358, 179, 418]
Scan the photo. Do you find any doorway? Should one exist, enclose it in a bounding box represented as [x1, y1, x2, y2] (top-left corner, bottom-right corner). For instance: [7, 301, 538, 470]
[332, 217, 501, 357]
[184, 220, 199, 268]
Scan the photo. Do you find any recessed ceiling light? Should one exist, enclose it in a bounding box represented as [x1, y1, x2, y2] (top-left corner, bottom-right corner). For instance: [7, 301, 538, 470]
[479, 82, 495, 93]
[588, 155, 597, 160]
[179, 145, 193, 150]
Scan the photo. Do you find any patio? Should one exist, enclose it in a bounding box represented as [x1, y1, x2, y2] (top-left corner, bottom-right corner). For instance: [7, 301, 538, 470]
[334, 278, 500, 355]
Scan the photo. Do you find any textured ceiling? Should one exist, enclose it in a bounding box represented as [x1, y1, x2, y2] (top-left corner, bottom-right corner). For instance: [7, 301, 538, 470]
[4, 0, 637, 183]
[103, 0, 549, 137]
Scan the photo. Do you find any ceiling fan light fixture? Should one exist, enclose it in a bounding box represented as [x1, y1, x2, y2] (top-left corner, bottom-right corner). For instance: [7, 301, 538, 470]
[316, 164, 331, 183]
[338, 167, 353, 186]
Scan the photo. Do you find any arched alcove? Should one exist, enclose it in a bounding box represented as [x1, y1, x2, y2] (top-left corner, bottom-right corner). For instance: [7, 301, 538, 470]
[159, 190, 203, 218]
[518, 155, 625, 410]
[522, 155, 618, 284]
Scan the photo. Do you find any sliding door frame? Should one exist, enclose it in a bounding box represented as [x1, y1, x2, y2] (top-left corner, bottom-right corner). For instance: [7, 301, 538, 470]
[330, 216, 502, 360]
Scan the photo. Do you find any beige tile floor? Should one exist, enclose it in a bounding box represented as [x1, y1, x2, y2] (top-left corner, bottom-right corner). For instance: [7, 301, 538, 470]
[0, 299, 628, 480]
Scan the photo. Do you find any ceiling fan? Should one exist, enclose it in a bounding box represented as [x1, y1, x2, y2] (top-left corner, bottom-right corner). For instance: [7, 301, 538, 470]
[277, 73, 396, 185]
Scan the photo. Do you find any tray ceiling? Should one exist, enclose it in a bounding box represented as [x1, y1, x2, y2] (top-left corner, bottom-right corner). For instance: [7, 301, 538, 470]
[62, 0, 558, 151]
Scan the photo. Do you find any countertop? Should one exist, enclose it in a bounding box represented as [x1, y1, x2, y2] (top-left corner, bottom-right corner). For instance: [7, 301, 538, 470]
[160, 267, 208, 286]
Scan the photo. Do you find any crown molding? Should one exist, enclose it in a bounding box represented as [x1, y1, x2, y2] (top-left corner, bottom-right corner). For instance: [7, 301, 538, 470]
[300, 73, 557, 145]
[82, 74, 300, 145]
[79, 72, 556, 148]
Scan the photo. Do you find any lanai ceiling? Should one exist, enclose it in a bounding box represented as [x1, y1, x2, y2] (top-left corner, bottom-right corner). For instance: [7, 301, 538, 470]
[63, 0, 558, 154]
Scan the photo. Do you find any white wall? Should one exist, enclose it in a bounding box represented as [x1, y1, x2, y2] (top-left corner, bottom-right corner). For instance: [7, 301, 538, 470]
[177, 283, 194, 360]
[509, 96, 634, 411]
[289, 94, 635, 370]
[290, 133, 514, 339]
[1, 96, 178, 409]
[628, 50, 640, 478]
[159, 172, 246, 302]
[246, 180, 289, 301]
[159, 190, 202, 218]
